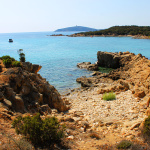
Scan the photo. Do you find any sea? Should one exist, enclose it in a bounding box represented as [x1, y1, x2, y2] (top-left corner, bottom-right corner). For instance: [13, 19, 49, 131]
[0, 31, 150, 94]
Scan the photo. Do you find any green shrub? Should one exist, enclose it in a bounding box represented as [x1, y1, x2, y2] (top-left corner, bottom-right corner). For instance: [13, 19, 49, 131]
[116, 140, 132, 149]
[0, 55, 15, 61]
[143, 115, 150, 136]
[102, 92, 116, 101]
[12, 61, 22, 67]
[0, 55, 16, 68]
[3, 58, 12, 68]
[12, 113, 64, 148]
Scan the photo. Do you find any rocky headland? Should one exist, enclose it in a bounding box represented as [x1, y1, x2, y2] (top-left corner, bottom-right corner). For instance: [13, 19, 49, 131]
[68, 26, 150, 39]
[0, 60, 69, 113]
[1, 51, 150, 149]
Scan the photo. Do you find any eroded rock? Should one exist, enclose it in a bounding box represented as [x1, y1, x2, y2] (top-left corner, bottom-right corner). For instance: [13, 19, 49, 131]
[0, 63, 69, 113]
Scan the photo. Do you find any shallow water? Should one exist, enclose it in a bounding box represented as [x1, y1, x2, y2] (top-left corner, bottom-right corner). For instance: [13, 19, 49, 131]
[0, 31, 150, 93]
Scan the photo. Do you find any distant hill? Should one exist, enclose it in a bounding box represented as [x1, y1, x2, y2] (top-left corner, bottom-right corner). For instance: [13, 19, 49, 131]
[55, 26, 97, 32]
[78, 25, 150, 36]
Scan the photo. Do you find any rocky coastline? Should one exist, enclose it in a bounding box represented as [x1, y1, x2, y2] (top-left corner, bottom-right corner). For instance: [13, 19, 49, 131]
[68, 34, 150, 39]
[63, 51, 150, 149]
[1, 51, 150, 149]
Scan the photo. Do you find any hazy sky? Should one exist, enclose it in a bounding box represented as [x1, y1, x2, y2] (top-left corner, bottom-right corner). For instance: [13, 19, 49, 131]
[0, 0, 150, 33]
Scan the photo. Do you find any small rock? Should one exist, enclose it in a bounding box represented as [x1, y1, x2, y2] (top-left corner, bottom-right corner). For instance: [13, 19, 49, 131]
[67, 135, 74, 140]
[73, 111, 84, 117]
[134, 91, 146, 98]
[3, 99, 12, 108]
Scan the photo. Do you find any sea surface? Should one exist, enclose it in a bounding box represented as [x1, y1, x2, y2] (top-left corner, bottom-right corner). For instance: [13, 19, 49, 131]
[0, 31, 150, 93]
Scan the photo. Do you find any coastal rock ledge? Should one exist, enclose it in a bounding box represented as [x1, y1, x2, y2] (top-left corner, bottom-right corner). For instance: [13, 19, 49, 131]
[0, 61, 69, 113]
[77, 51, 150, 99]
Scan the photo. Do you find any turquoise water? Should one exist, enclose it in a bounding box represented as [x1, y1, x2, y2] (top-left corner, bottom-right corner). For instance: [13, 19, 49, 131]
[0, 31, 150, 93]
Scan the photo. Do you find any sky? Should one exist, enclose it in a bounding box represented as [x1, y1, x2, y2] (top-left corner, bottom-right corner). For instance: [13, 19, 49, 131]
[0, 0, 150, 33]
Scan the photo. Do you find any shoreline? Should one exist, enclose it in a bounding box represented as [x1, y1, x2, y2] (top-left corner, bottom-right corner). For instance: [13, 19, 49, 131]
[1, 51, 150, 149]
[60, 51, 150, 149]
[68, 34, 150, 39]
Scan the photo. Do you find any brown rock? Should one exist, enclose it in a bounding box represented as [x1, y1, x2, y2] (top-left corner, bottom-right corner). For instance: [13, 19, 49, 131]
[134, 91, 146, 98]
[97, 51, 120, 68]
[3, 99, 12, 109]
[147, 97, 150, 107]
[146, 108, 150, 116]
[0, 65, 69, 113]
[77, 62, 98, 71]
[14, 95, 25, 113]
[22, 62, 42, 73]
[0, 92, 4, 101]
[39, 104, 52, 115]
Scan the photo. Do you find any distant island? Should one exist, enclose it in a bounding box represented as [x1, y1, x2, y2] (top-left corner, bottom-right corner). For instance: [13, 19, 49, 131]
[69, 25, 150, 38]
[55, 26, 97, 32]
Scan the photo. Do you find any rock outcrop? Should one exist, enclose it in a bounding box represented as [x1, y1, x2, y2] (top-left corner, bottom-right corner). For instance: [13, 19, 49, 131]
[97, 51, 120, 68]
[77, 62, 98, 71]
[0, 61, 69, 113]
[77, 51, 150, 99]
[97, 51, 134, 69]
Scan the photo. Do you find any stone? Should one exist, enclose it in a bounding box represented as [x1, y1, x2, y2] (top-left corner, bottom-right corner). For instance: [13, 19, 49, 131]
[0, 92, 4, 101]
[146, 108, 150, 116]
[3, 99, 12, 109]
[22, 62, 42, 73]
[134, 91, 146, 98]
[13, 95, 25, 113]
[147, 97, 150, 107]
[130, 122, 141, 130]
[73, 111, 84, 117]
[97, 51, 120, 69]
[38, 93, 43, 104]
[64, 117, 74, 122]
[77, 62, 98, 71]
[39, 104, 52, 115]
[67, 135, 74, 140]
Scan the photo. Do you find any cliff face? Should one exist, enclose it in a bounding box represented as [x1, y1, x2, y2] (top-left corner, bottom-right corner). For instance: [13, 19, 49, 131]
[0, 61, 69, 113]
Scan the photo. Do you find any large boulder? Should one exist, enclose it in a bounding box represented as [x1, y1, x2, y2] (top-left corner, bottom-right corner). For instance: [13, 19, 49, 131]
[97, 51, 134, 69]
[97, 51, 120, 68]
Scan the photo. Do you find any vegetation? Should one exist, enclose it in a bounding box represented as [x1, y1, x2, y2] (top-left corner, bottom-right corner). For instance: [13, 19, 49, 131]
[12, 61, 22, 67]
[0, 55, 22, 68]
[18, 49, 25, 62]
[143, 115, 150, 136]
[79, 25, 150, 36]
[102, 92, 116, 101]
[2, 58, 12, 68]
[98, 66, 114, 73]
[116, 140, 132, 149]
[12, 113, 65, 149]
[0, 55, 15, 61]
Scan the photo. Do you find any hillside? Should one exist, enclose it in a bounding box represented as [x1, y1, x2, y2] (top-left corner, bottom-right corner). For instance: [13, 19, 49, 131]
[74, 25, 150, 36]
[55, 26, 97, 32]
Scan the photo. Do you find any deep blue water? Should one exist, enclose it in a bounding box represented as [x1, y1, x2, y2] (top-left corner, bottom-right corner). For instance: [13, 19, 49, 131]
[0, 31, 150, 93]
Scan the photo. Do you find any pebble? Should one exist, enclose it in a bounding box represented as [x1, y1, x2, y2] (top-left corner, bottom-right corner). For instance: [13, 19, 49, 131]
[63, 87, 147, 142]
